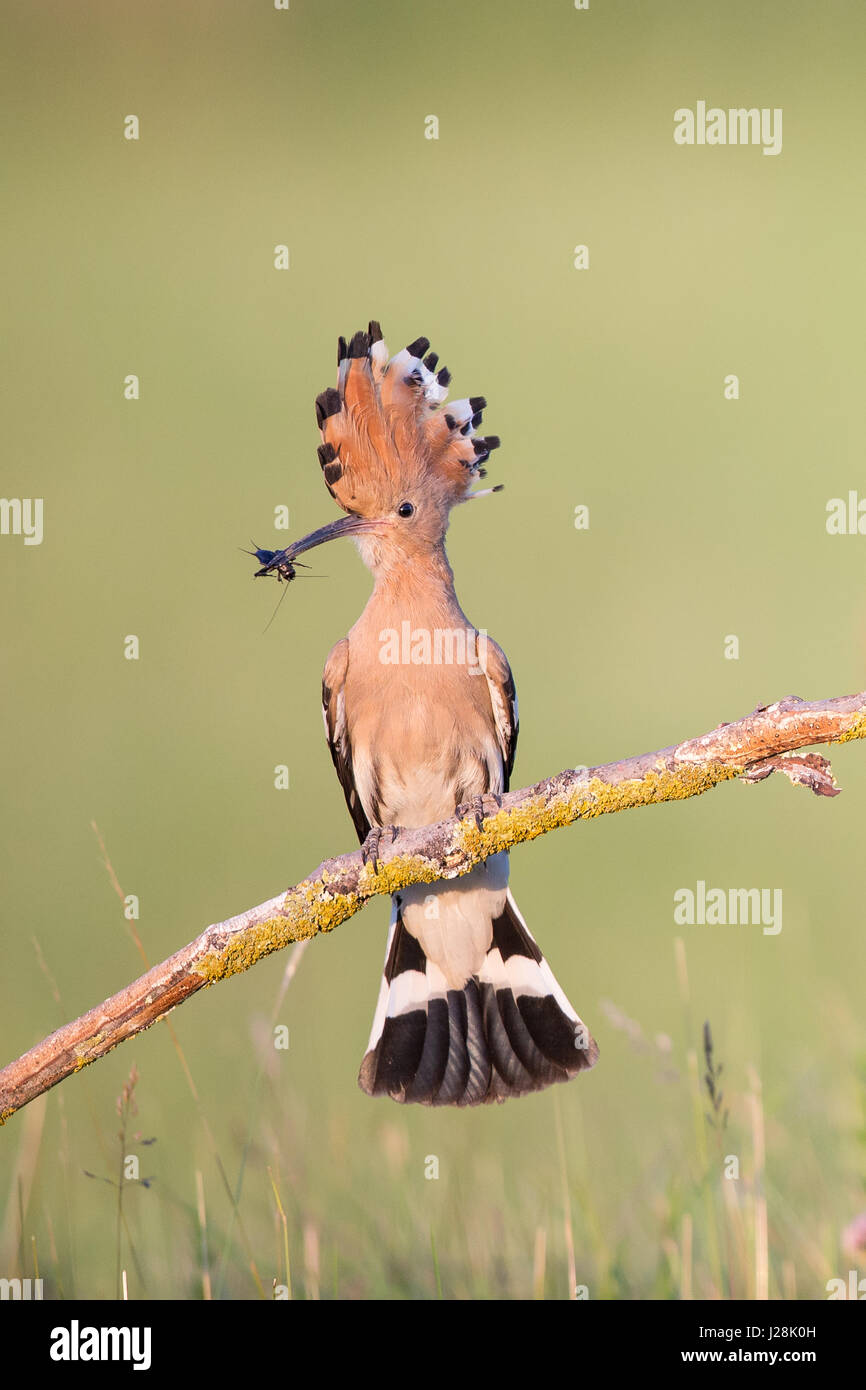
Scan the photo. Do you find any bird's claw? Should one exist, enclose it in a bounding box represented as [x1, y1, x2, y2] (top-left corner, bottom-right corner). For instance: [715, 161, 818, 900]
[360, 824, 400, 873]
[456, 794, 501, 833]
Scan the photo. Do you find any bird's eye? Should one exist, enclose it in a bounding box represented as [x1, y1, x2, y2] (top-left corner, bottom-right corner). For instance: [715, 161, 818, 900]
[397, 501, 415, 518]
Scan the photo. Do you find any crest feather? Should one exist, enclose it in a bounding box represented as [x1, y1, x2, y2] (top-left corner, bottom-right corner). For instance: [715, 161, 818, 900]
[313, 322, 499, 516]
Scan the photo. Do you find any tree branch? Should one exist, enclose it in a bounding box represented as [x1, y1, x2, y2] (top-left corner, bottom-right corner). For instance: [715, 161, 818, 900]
[2, 691, 864, 1126]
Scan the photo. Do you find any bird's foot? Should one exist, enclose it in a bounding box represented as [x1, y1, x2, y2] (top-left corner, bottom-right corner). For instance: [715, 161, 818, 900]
[360, 824, 401, 874]
[456, 794, 502, 833]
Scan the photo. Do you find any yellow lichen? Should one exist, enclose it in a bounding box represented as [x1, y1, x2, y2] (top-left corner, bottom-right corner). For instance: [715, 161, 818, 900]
[835, 712, 866, 745]
[72, 1031, 109, 1071]
[192, 761, 742, 984]
[192, 852, 446, 984]
[572, 762, 739, 818]
[456, 761, 739, 861]
[355, 853, 443, 898]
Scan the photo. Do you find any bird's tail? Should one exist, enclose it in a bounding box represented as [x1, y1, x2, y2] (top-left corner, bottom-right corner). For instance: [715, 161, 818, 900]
[358, 891, 598, 1106]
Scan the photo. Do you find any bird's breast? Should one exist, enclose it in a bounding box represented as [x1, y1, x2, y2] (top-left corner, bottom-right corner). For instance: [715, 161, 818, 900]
[343, 650, 502, 829]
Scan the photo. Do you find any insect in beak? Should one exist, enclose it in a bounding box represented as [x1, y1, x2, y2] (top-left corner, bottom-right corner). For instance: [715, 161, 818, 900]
[249, 546, 305, 583]
[242, 543, 325, 632]
[249, 513, 381, 582]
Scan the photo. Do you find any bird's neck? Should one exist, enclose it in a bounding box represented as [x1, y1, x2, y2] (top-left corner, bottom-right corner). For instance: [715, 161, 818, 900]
[361, 542, 467, 627]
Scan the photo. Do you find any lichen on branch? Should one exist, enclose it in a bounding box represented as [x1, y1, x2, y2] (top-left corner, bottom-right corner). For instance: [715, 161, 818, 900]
[1, 689, 863, 1126]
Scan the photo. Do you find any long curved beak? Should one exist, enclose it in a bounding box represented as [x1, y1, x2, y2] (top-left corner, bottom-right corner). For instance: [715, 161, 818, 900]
[253, 514, 379, 575]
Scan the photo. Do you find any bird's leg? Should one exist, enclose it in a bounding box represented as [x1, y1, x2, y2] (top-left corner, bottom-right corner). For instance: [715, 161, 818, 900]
[455, 793, 502, 833]
[360, 823, 401, 873]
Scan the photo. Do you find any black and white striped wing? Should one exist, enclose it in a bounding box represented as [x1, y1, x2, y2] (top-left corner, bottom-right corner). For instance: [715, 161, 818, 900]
[322, 637, 370, 845]
[482, 637, 519, 792]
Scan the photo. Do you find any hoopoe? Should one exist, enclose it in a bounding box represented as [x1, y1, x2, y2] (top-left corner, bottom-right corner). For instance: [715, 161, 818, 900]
[256, 323, 599, 1105]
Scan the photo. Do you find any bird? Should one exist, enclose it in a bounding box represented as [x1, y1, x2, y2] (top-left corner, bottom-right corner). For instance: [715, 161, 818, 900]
[259, 321, 599, 1105]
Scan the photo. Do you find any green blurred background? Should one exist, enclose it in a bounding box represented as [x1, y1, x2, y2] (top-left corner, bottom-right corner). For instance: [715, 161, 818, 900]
[2, 0, 865, 1300]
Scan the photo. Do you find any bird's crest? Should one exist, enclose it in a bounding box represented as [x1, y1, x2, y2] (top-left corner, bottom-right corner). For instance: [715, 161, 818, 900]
[314, 322, 501, 518]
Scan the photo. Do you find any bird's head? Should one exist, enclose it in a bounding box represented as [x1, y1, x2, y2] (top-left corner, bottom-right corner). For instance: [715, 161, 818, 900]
[255, 323, 501, 583]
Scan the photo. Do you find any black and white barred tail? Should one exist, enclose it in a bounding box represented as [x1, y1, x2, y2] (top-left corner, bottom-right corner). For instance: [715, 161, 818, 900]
[358, 892, 599, 1106]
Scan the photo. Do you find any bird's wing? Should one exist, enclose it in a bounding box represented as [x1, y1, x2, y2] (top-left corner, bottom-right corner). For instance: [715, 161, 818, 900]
[322, 637, 371, 844]
[481, 637, 519, 792]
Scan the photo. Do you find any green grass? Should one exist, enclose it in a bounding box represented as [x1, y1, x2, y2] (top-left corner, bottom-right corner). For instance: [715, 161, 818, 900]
[3, 922, 864, 1300]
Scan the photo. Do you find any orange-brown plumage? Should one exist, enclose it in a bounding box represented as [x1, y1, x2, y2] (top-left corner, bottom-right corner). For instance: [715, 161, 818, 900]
[257, 322, 597, 1106]
[313, 323, 501, 541]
